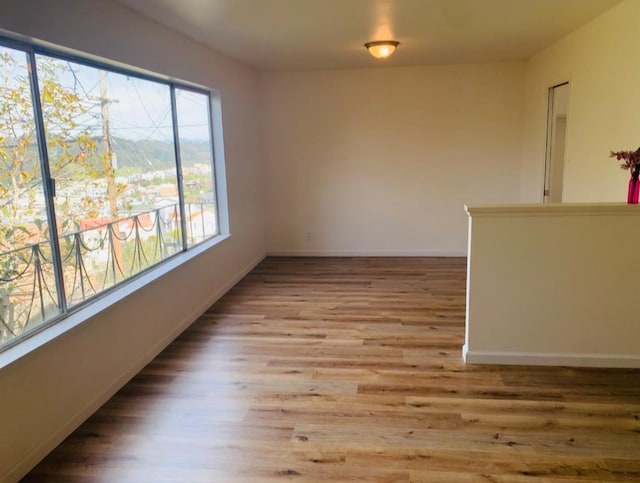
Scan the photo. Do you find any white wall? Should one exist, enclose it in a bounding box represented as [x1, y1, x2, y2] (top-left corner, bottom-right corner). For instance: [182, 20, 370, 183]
[521, 0, 640, 202]
[0, 0, 265, 480]
[464, 203, 640, 368]
[261, 64, 524, 256]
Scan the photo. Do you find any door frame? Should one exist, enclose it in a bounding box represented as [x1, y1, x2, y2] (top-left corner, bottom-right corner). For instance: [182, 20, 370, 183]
[543, 81, 570, 203]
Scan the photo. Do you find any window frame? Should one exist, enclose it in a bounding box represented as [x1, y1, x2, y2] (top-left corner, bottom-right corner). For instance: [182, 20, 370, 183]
[172, 85, 222, 247]
[0, 30, 228, 358]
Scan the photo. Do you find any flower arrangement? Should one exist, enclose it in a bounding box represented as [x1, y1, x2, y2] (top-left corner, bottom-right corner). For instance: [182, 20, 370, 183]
[610, 148, 640, 174]
[610, 148, 640, 204]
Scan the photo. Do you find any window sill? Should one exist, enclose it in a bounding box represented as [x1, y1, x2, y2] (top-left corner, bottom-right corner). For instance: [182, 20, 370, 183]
[0, 233, 230, 372]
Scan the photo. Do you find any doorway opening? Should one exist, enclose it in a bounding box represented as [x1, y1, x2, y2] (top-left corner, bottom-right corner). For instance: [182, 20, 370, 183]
[544, 82, 569, 203]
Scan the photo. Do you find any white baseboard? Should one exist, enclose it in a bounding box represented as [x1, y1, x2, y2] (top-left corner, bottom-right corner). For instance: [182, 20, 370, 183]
[463, 348, 640, 368]
[3, 252, 266, 483]
[267, 249, 467, 257]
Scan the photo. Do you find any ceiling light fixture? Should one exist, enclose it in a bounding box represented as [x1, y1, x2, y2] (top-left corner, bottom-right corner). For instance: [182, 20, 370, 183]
[365, 40, 399, 59]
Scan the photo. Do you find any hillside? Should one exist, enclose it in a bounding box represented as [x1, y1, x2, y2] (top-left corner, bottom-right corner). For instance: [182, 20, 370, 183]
[110, 137, 212, 169]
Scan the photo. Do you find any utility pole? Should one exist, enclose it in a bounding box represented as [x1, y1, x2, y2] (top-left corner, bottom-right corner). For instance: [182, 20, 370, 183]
[99, 70, 123, 276]
[99, 70, 118, 219]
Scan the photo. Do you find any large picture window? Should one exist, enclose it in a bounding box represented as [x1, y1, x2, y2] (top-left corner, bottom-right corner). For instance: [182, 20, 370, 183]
[0, 39, 221, 351]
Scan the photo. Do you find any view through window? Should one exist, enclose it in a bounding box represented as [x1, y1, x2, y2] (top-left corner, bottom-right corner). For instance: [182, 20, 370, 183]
[0, 40, 220, 350]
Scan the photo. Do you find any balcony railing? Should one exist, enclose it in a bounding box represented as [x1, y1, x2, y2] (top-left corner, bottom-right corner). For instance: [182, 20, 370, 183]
[0, 203, 216, 347]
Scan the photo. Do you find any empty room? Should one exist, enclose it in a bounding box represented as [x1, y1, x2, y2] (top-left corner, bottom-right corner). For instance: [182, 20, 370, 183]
[1, 0, 639, 481]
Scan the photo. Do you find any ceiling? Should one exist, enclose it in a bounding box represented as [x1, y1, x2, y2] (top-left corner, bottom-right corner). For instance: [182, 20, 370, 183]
[113, 0, 622, 71]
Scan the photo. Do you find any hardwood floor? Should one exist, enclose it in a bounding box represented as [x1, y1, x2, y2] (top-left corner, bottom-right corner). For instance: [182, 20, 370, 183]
[23, 257, 640, 482]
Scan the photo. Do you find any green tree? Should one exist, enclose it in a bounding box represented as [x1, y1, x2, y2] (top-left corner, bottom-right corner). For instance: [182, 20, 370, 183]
[0, 50, 104, 251]
[0, 49, 109, 343]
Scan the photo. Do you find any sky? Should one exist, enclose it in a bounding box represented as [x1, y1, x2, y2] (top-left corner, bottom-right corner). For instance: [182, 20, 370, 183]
[41, 53, 213, 143]
[1, 45, 212, 144]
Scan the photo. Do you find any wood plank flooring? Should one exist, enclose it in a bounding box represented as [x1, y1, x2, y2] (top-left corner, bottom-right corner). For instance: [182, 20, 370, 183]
[23, 257, 640, 482]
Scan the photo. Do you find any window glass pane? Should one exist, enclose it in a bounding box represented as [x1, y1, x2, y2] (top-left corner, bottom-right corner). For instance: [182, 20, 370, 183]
[175, 89, 217, 245]
[0, 47, 60, 347]
[36, 55, 182, 308]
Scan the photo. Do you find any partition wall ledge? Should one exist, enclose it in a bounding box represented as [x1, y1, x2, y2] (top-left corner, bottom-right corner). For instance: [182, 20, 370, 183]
[465, 202, 640, 217]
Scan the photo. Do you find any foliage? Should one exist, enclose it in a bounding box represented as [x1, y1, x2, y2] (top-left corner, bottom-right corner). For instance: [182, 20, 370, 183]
[610, 148, 640, 176]
[0, 51, 105, 251]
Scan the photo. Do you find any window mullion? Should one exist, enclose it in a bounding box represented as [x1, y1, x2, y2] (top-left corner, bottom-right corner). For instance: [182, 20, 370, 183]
[27, 51, 68, 313]
[206, 95, 221, 236]
[170, 85, 188, 251]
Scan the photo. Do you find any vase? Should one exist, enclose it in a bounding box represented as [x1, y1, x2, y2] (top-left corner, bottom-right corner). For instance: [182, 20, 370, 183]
[628, 175, 639, 204]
